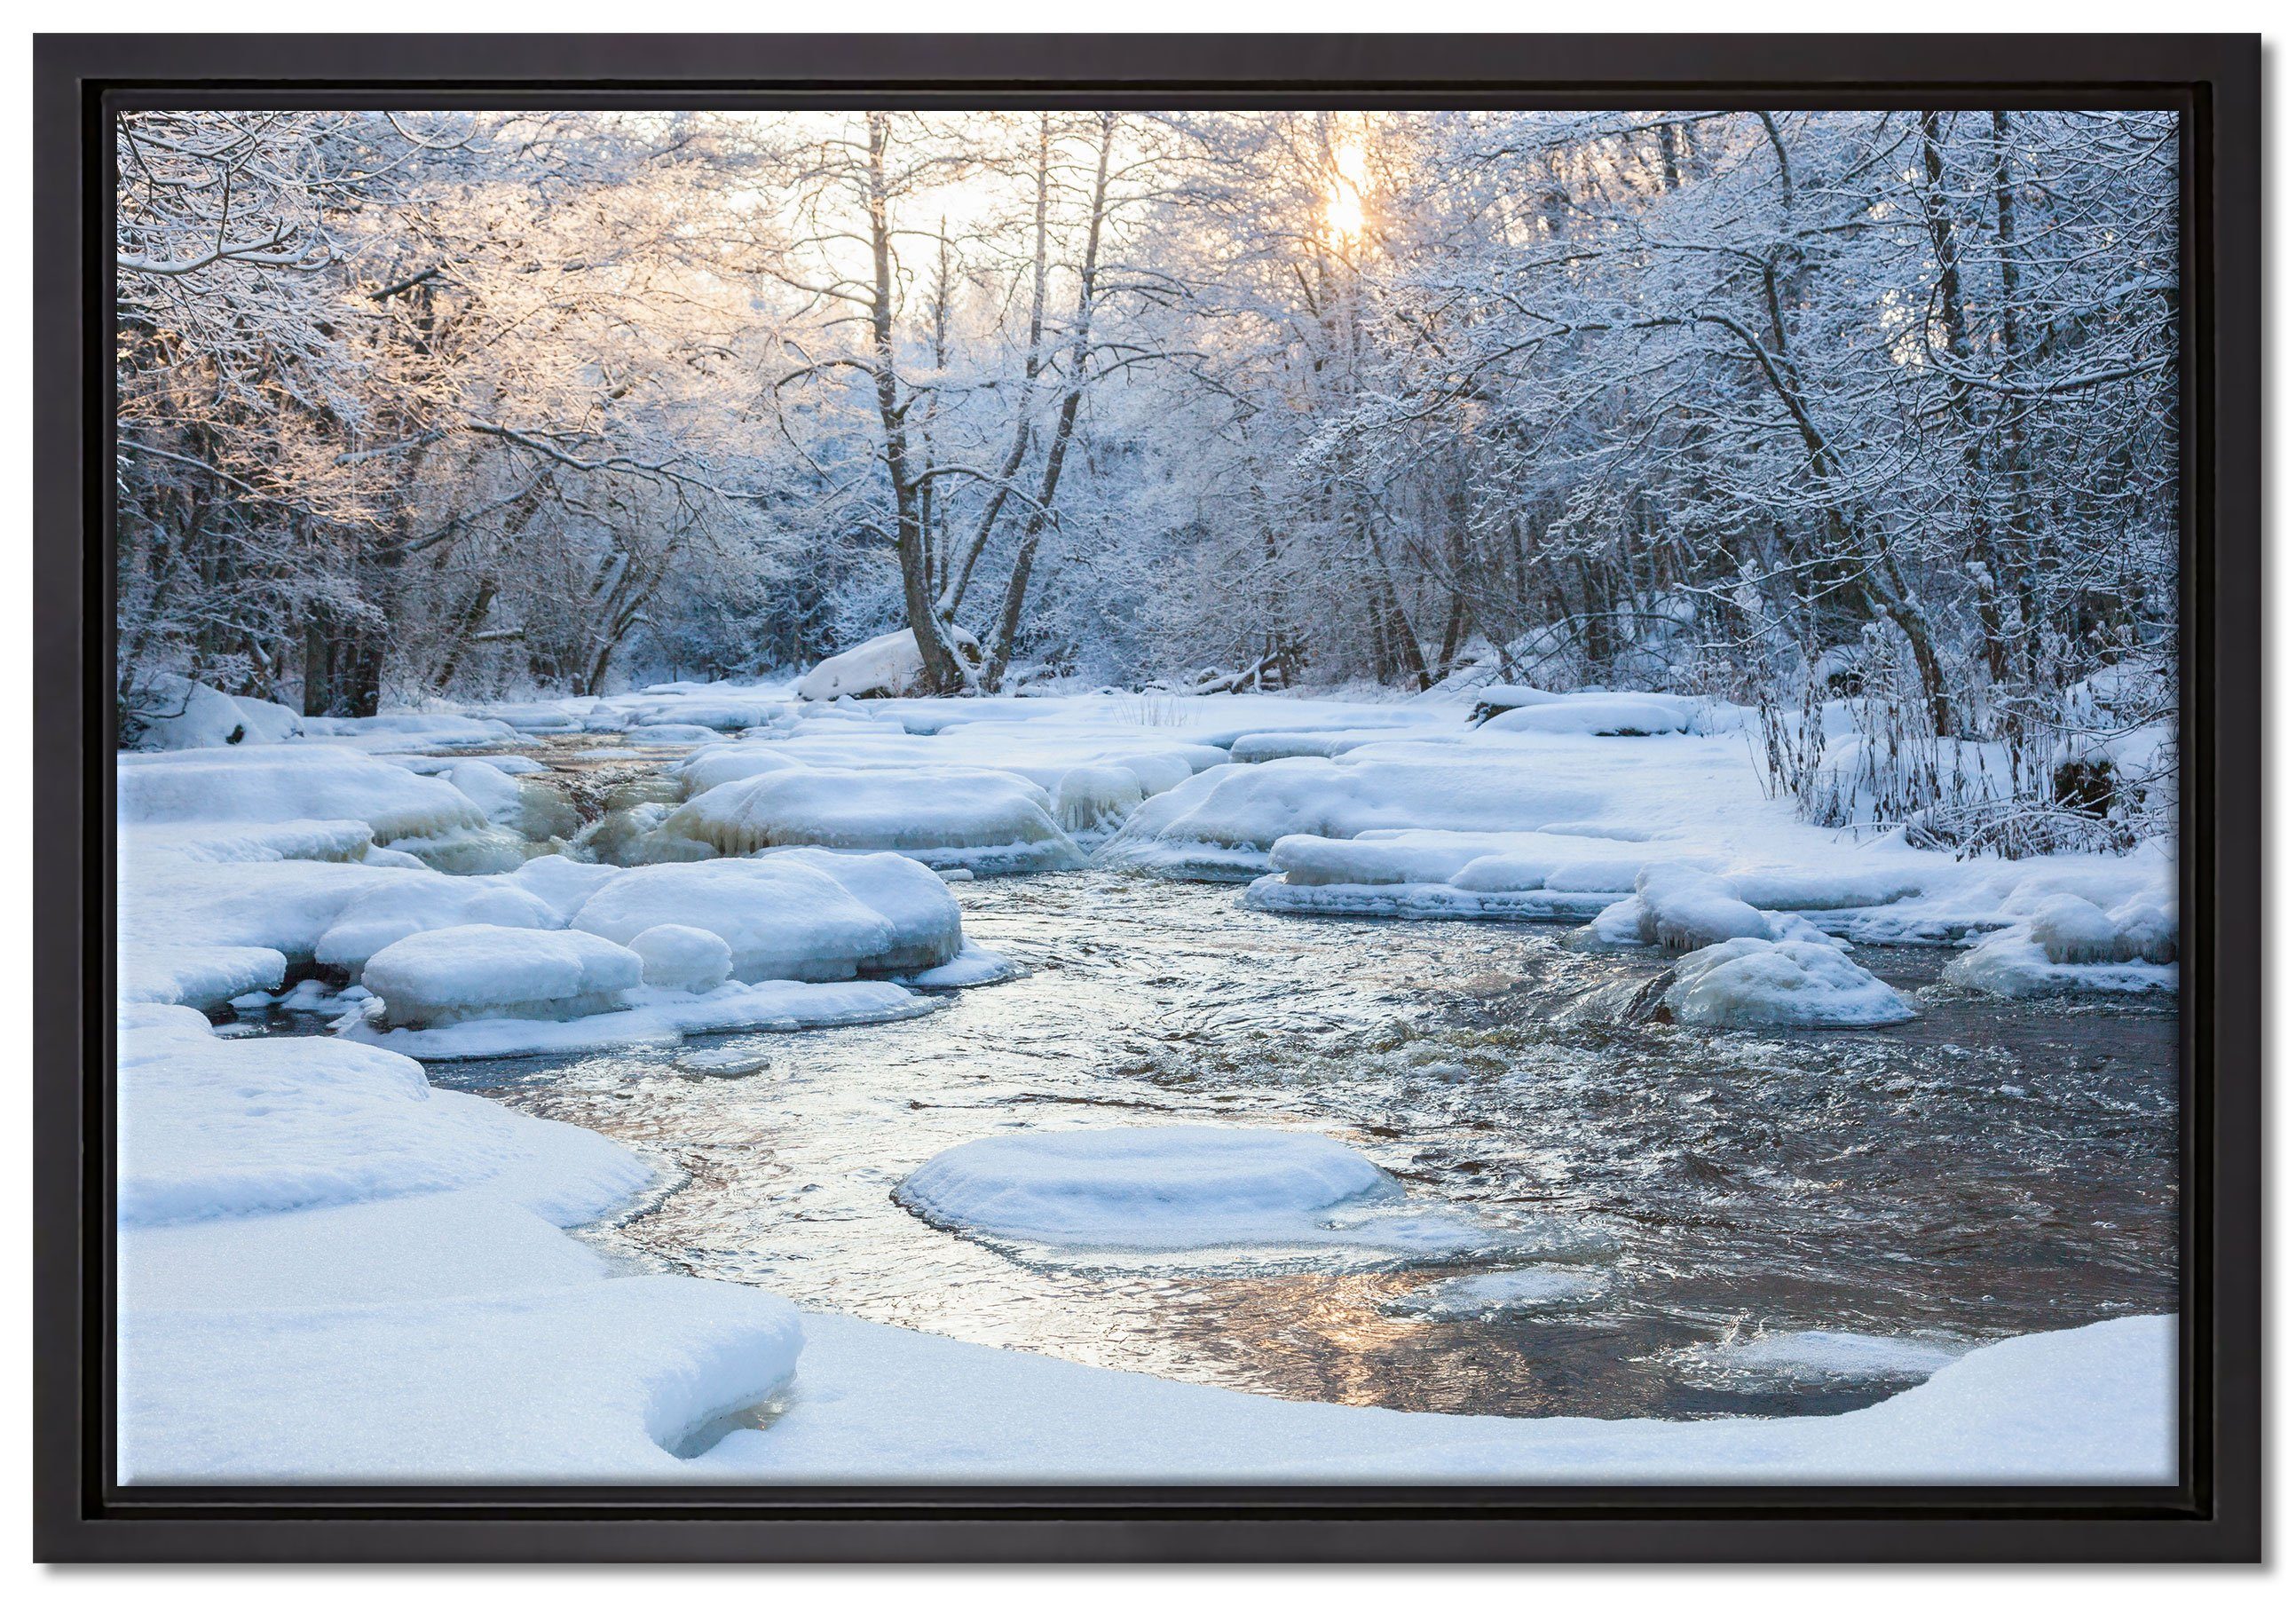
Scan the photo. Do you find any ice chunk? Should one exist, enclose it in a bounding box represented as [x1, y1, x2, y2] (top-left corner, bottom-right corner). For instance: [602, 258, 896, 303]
[1385, 1268, 1609, 1322]
[1944, 925, 2178, 999]
[1690, 1331, 1965, 1386]
[574, 802, 719, 867]
[2111, 891, 2177, 965]
[362, 925, 643, 1029]
[313, 875, 562, 977]
[2026, 893, 2121, 964]
[385, 825, 531, 876]
[626, 924, 734, 993]
[570, 857, 896, 983]
[120, 746, 486, 844]
[896, 1126, 1396, 1250]
[1632, 866, 1773, 952]
[1054, 763, 1147, 835]
[1666, 937, 1914, 1029]
[662, 769, 1085, 875]
[903, 942, 1023, 990]
[794, 627, 978, 700]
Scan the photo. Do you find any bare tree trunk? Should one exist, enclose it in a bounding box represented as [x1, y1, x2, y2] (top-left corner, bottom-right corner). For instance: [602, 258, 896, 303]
[940, 114, 1052, 621]
[863, 113, 967, 695]
[982, 112, 1116, 692]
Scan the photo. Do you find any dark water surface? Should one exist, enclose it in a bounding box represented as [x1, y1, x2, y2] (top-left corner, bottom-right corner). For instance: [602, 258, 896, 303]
[427, 867, 2179, 1423]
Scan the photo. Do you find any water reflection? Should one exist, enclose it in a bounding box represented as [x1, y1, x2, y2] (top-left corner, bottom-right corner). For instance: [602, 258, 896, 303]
[430, 871, 2178, 1421]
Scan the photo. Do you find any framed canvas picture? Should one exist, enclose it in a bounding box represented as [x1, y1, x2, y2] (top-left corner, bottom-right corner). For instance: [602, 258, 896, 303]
[33, 32, 2260, 1563]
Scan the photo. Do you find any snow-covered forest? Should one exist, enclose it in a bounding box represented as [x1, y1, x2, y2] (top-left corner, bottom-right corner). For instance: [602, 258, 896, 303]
[117, 108, 2178, 843]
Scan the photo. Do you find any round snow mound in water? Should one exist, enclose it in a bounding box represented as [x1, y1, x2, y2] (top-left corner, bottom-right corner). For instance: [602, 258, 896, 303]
[895, 1126, 1395, 1250]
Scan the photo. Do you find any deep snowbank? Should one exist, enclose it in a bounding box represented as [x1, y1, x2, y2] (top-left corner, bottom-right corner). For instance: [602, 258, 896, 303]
[118, 1013, 2175, 1485]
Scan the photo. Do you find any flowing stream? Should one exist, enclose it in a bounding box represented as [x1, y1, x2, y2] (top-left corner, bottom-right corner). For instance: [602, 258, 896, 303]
[413, 776, 2178, 1421]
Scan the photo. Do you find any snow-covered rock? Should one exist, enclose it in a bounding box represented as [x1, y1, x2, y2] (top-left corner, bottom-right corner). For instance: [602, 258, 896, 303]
[675, 744, 804, 796]
[362, 925, 643, 1029]
[896, 1126, 1396, 1251]
[770, 848, 964, 973]
[313, 874, 562, 977]
[300, 711, 531, 754]
[626, 924, 734, 994]
[1104, 755, 1609, 880]
[1481, 692, 1697, 738]
[1665, 937, 1914, 1029]
[662, 768, 1085, 875]
[120, 746, 487, 844]
[121, 675, 300, 751]
[1632, 865, 1777, 952]
[505, 854, 621, 920]
[794, 627, 979, 701]
[571, 857, 900, 983]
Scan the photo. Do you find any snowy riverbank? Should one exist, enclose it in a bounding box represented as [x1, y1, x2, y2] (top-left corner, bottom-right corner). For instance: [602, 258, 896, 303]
[114, 678, 2180, 1483]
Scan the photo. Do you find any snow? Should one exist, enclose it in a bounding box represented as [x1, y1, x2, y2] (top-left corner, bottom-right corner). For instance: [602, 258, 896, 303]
[361, 925, 643, 1028]
[1105, 753, 1610, 880]
[895, 1126, 1398, 1251]
[120, 945, 288, 1011]
[626, 923, 734, 993]
[313, 874, 562, 977]
[1666, 938, 1915, 1029]
[1631, 866, 1779, 951]
[571, 856, 907, 982]
[770, 846, 965, 972]
[111, 686, 2180, 1485]
[663, 768, 1085, 875]
[120, 745, 487, 843]
[695, 1311, 2174, 1485]
[623, 722, 725, 745]
[1942, 883, 2180, 999]
[301, 711, 532, 753]
[118, 1028, 648, 1228]
[505, 852, 620, 920]
[1945, 924, 2180, 999]
[116, 1024, 802, 1484]
[675, 743, 803, 795]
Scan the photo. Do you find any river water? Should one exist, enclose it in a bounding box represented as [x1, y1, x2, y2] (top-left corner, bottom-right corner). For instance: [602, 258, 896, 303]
[420, 822, 2178, 1423]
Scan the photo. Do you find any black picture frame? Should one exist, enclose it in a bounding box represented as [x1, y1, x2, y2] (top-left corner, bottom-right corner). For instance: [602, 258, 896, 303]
[34, 32, 2262, 1563]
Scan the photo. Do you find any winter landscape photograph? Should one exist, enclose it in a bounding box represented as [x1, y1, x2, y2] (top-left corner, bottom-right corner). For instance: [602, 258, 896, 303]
[114, 106, 2181, 1485]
